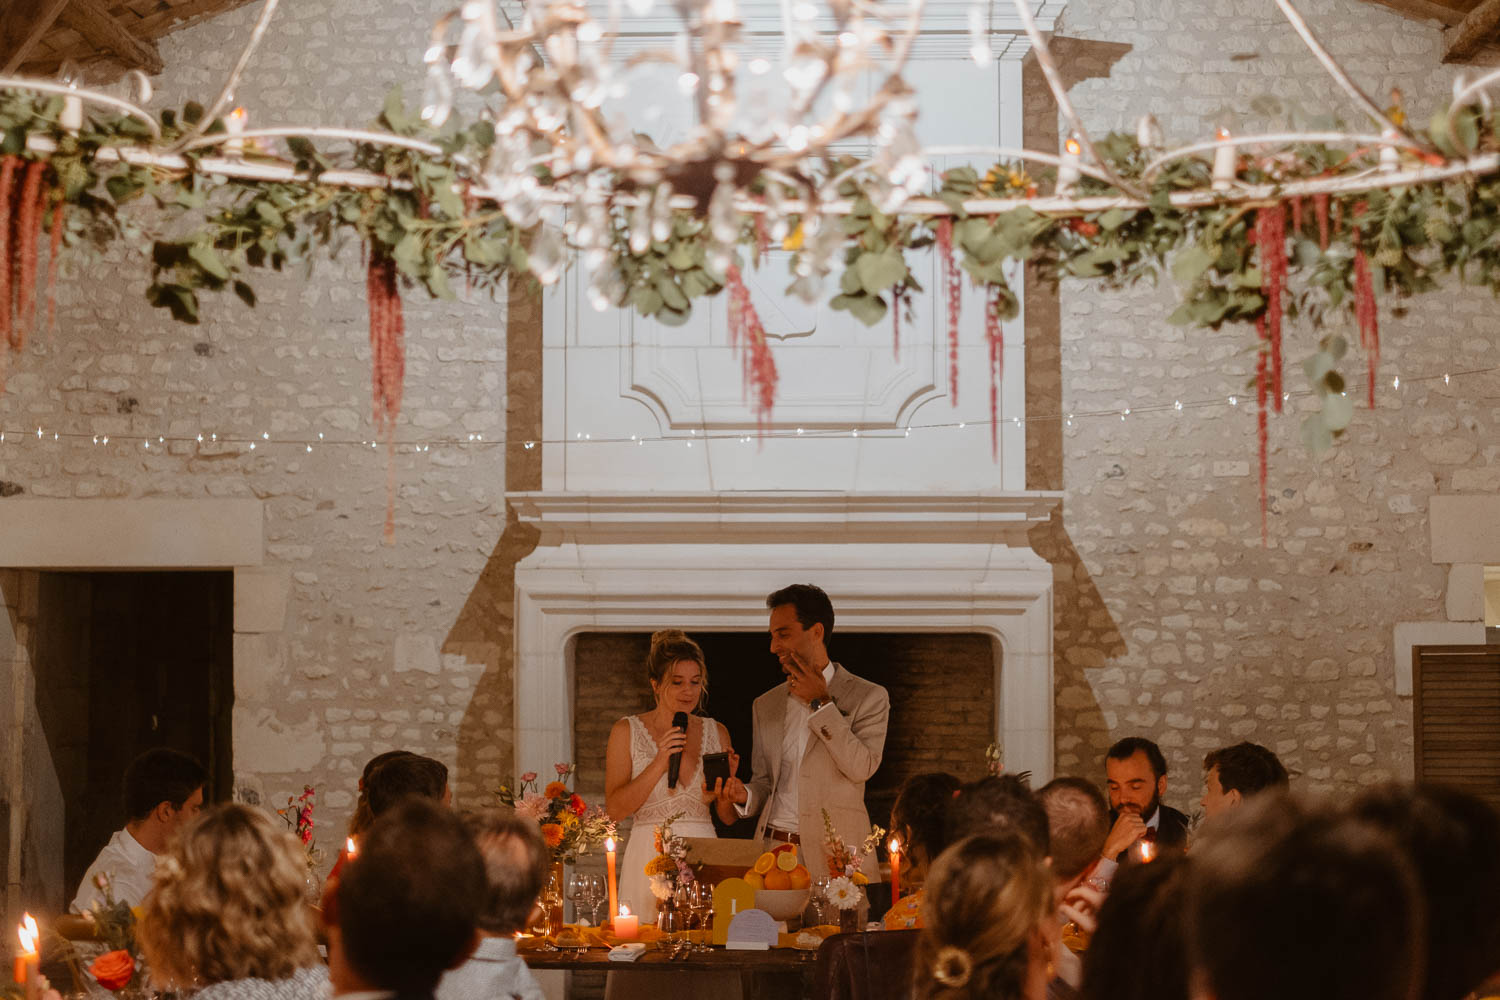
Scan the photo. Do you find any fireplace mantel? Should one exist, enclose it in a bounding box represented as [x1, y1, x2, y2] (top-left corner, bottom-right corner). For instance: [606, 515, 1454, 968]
[508, 490, 1060, 783]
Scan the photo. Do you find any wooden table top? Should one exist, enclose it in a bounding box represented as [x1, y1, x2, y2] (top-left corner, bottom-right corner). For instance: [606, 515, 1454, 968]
[522, 943, 819, 972]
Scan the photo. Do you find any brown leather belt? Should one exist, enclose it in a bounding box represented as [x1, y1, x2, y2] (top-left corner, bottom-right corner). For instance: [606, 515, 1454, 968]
[765, 826, 801, 845]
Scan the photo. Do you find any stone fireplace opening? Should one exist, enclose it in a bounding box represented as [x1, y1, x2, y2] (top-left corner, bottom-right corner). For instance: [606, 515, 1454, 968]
[573, 630, 997, 841]
[31, 571, 235, 906]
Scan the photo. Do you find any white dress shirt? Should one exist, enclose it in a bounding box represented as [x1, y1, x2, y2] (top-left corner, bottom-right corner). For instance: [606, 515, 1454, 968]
[436, 935, 544, 1000]
[72, 827, 157, 913]
[743, 662, 837, 835]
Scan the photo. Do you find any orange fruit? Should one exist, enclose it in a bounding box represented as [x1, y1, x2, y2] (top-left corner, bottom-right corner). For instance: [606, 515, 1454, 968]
[744, 871, 765, 890]
[851, 872, 870, 886]
[788, 866, 811, 889]
[776, 851, 799, 872]
[772, 843, 797, 856]
[764, 869, 792, 890]
[752, 853, 776, 875]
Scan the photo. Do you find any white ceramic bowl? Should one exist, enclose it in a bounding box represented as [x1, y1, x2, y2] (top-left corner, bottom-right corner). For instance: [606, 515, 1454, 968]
[754, 888, 810, 922]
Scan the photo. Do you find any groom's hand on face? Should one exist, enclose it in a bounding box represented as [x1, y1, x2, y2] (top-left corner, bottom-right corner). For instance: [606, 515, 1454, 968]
[785, 658, 830, 706]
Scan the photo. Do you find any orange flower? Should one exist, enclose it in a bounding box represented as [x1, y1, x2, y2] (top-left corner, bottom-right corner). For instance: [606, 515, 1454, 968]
[90, 950, 135, 991]
[541, 823, 565, 847]
[544, 781, 569, 800]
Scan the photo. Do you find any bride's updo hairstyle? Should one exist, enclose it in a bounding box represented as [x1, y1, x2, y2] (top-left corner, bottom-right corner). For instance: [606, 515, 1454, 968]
[646, 629, 708, 710]
[912, 832, 1052, 1000]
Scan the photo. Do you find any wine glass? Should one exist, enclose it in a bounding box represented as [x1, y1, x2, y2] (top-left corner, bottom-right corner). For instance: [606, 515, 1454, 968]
[566, 873, 586, 924]
[811, 876, 831, 926]
[585, 874, 607, 926]
[694, 882, 715, 951]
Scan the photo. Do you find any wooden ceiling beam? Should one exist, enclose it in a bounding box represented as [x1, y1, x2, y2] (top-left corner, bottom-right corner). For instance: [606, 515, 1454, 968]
[56, 0, 163, 74]
[1446, 0, 1500, 61]
[1361, 0, 1464, 26]
[1, 0, 72, 74]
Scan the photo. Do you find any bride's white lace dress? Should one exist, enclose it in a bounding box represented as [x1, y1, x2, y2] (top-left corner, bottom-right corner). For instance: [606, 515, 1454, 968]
[617, 713, 723, 922]
[606, 714, 741, 1000]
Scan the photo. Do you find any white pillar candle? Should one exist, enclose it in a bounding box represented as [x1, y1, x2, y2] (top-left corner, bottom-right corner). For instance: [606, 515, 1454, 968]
[226, 107, 247, 158]
[1057, 136, 1081, 196]
[1211, 127, 1236, 191]
[61, 88, 83, 133]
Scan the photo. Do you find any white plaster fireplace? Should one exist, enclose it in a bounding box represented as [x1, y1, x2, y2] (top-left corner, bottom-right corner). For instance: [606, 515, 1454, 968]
[506, 0, 1067, 782]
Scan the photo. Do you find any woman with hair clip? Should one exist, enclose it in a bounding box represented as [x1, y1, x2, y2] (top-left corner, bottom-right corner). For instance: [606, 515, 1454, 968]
[138, 803, 327, 1000]
[603, 629, 742, 1000]
[912, 833, 1055, 1000]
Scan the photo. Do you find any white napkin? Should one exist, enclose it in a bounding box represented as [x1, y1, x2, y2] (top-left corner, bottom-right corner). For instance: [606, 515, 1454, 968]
[608, 943, 647, 962]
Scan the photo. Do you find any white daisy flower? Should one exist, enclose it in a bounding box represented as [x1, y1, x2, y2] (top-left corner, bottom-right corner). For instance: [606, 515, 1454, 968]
[824, 875, 859, 910]
[650, 874, 674, 901]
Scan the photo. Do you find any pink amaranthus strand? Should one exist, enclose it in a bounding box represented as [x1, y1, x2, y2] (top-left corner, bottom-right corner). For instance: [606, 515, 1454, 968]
[726, 263, 778, 432]
[1352, 229, 1380, 409]
[1256, 318, 1270, 547]
[366, 248, 406, 542]
[1255, 204, 1287, 411]
[937, 219, 961, 402]
[985, 285, 1004, 460]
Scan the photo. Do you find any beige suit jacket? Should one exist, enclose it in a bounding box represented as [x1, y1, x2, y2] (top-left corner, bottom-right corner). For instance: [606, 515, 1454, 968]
[745, 662, 890, 880]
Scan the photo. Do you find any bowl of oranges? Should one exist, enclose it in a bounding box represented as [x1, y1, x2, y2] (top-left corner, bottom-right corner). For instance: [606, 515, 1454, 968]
[745, 844, 812, 922]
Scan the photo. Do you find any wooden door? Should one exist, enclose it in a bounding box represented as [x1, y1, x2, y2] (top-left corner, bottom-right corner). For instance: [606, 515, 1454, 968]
[1413, 644, 1500, 810]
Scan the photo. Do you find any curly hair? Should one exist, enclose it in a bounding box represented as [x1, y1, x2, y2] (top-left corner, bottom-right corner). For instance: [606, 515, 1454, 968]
[139, 803, 320, 988]
[646, 629, 708, 710]
[891, 772, 962, 872]
[912, 833, 1052, 1000]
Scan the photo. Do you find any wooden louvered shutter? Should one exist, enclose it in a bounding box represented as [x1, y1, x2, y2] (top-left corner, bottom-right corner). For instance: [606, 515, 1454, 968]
[1414, 644, 1500, 810]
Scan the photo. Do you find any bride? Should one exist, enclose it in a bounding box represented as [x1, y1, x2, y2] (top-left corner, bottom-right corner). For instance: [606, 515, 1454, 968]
[605, 629, 740, 921]
[603, 630, 742, 1000]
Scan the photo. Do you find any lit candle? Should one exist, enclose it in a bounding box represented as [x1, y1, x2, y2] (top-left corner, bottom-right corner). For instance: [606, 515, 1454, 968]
[1379, 127, 1400, 173]
[226, 107, 247, 158]
[1136, 113, 1163, 152]
[346, 836, 358, 860]
[1211, 127, 1237, 191]
[888, 838, 901, 905]
[613, 904, 638, 940]
[604, 837, 618, 926]
[1057, 136, 1081, 196]
[15, 914, 39, 1000]
[1137, 838, 1157, 864]
[61, 86, 83, 133]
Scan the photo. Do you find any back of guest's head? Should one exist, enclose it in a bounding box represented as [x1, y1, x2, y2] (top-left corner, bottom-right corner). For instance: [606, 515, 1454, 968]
[892, 772, 962, 869]
[1037, 776, 1110, 881]
[1187, 793, 1423, 1000]
[350, 750, 416, 836]
[336, 797, 486, 994]
[913, 833, 1052, 1000]
[765, 583, 835, 638]
[1079, 855, 1191, 1000]
[139, 803, 320, 987]
[1203, 742, 1289, 798]
[1106, 737, 1167, 778]
[1346, 784, 1500, 1000]
[365, 754, 449, 818]
[124, 748, 208, 822]
[947, 774, 1049, 853]
[464, 809, 551, 935]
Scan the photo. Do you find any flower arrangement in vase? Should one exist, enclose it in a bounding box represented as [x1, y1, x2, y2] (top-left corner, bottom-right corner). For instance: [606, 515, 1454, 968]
[498, 763, 616, 864]
[645, 812, 696, 903]
[820, 810, 886, 932]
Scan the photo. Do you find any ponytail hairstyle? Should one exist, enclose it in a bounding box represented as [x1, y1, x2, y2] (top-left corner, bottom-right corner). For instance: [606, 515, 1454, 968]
[645, 629, 708, 712]
[912, 833, 1052, 1000]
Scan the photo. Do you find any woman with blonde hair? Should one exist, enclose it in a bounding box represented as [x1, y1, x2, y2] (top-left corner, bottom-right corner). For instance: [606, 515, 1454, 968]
[913, 833, 1055, 1000]
[139, 803, 325, 1000]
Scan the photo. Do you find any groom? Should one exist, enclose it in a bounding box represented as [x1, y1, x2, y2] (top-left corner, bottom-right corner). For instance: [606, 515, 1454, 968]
[722, 584, 889, 880]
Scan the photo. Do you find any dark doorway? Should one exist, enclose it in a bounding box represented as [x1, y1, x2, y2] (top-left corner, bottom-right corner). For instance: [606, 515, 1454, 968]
[573, 631, 996, 838]
[33, 571, 234, 906]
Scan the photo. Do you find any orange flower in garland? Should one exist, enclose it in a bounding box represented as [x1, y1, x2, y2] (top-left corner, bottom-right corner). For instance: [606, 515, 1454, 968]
[569, 793, 587, 816]
[90, 950, 136, 991]
[544, 781, 569, 800]
[540, 823, 565, 848]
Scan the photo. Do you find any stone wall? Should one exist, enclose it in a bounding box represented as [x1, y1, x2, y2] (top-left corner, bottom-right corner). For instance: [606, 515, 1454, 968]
[1033, 0, 1500, 816]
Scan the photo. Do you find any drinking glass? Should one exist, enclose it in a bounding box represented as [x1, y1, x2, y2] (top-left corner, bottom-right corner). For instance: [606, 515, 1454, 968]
[811, 877, 831, 926]
[694, 882, 715, 951]
[566, 873, 586, 924]
[585, 874, 607, 926]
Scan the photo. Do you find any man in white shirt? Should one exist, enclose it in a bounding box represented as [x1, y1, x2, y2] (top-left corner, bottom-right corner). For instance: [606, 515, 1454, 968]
[723, 584, 890, 879]
[72, 748, 206, 913]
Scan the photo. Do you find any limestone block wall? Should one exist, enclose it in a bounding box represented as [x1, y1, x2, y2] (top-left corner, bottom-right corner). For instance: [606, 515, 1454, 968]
[1036, 0, 1500, 814]
[0, 0, 528, 846]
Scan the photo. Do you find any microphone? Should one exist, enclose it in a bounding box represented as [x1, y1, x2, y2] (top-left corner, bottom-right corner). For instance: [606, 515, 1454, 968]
[667, 711, 688, 789]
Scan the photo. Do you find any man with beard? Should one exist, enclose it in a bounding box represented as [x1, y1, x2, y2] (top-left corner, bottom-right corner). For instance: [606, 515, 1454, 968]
[1097, 737, 1188, 877]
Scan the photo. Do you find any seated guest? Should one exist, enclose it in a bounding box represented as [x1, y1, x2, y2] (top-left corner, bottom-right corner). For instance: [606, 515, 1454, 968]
[1100, 737, 1187, 876]
[912, 833, 1054, 1000]
[1037, 777, 1110, 893]
[1078, 856, 1191, 1000]
[138, 803, 326, 1000]
[947, 774, 1050, 852]
[73, 748, 207, 912]
[329, 749, 417, 885]
[365, 752, 451, 818]
[885, 772, 962, 929]
[1199, 742, 1288, 820]
[436, 811, 550, 1000]
[326, 797, 486, 1000]
[1187, 793, 1422, 1000]
[1347, 785, 1500, 1000]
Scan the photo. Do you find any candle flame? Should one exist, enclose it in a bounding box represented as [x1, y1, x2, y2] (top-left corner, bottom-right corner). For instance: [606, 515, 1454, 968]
[1064, 137, 1081, 156]
[346, 836, 358, 858]
[1138, 839, 1157, 863]
[888, 838, 901, 855]
[17, 913, 38, 955]
[619, 904, 631, 917]
[1216, 127, 1231, 140]
[605, 837, 615, 852]
[230, 107, 247, 121]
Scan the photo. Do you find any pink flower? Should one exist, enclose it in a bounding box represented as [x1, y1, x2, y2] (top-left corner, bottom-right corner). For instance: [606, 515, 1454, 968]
[555, 763, 571, 776]
[515, 794, 549, 821]
[520, 771, 538, 783]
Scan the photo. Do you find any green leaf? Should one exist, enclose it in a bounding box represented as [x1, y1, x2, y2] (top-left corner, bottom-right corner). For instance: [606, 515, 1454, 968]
[1300, 413, 1333, 454]
[1097, 208, 1134, 231]
[106, 174, 144, 204]
[666, 243, 698, 270]
[656, 274, 689, 311]
[1171, 246, 1214, 285]
[1322, 391, 1355, 432]
[1302, 351, 1333, 386]
[854, 249, 907, 295]
[831, 293, 888, 326]
[233, 281, 257, 308]
[188, 244, 230, 281]
[657, 306, 691, 326]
